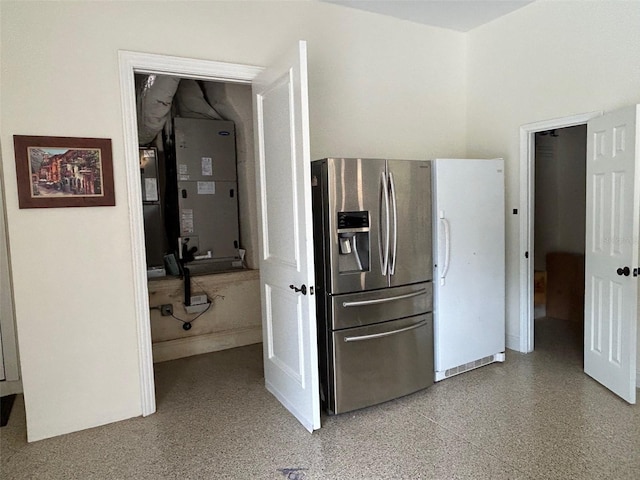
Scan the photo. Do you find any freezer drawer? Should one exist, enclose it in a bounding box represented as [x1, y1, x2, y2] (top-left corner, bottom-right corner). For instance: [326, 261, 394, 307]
[330, 313, 434, 414]
[330, 282, 432, 330]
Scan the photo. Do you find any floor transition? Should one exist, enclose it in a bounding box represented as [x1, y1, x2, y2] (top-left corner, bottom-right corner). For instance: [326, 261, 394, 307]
[1, 317, 638, 479]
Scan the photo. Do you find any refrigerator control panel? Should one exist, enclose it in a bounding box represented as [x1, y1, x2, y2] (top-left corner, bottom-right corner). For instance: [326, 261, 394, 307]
[337, 211, 369, 230]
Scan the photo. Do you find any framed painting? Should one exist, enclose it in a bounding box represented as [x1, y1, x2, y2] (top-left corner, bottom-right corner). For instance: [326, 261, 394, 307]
[13, 135, 115, 208]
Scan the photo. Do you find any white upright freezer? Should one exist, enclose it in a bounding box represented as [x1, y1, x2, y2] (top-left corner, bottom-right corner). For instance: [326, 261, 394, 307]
[432, 159, 506, 381]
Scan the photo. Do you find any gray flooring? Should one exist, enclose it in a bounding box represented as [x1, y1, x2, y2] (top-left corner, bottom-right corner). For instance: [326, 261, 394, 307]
[2, 317, 639, 479]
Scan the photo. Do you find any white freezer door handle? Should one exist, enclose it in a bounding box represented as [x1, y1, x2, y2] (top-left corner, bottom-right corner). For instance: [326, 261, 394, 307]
[440, 215, 451, 286]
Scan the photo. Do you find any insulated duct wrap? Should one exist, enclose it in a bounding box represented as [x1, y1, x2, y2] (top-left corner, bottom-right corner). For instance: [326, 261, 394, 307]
[175, 80, 223, 120]
[137, 76, 227, 145]
[137, 75, 180, 146]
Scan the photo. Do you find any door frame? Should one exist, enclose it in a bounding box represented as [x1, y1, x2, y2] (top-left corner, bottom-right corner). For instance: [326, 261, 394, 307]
[118, 51, 263, 416]
[0, 174, 22, 393]
[518, 111, 601, 353]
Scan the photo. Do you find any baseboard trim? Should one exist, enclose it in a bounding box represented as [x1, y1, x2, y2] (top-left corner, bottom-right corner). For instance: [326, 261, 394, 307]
[152, 326, 262, 363]
[506, 334, 521, 352]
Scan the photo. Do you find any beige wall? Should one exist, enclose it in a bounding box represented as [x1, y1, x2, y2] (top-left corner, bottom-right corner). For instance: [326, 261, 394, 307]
[466, 1, 640, 351]
[0, 1, 466, 440]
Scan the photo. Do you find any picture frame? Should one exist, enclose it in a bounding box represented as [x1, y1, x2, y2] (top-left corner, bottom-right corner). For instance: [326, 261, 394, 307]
[13, 135, 115, 208]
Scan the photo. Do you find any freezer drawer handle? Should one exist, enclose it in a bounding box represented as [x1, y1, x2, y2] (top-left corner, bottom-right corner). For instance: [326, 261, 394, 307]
[341, 288, 427, 308]
[343, 320, 427, 343]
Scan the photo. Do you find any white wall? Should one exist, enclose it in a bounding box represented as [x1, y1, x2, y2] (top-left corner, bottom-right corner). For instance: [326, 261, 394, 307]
[0, 1, 466, 440]
[466, 1, 640, 351]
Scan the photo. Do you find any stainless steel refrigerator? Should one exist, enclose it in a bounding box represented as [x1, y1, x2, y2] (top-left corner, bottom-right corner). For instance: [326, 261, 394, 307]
[311, 158, 434, 415]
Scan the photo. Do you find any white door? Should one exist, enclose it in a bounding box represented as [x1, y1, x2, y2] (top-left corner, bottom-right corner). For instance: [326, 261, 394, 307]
[252, 41, 321, 431]
[584, 105, 639, 404]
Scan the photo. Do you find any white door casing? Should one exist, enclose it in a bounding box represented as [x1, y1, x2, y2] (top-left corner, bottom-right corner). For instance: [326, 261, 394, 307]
[0, 176, 20, 385]
[584, 105, 639, 404]
[253, 41, 321, 431]
[119, 50, 263, 417]
[519, 112, 601, 354]
[120, 47, 320, 429]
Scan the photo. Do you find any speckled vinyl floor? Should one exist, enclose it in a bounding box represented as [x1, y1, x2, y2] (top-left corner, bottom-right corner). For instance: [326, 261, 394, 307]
[2, 317, 639, 479]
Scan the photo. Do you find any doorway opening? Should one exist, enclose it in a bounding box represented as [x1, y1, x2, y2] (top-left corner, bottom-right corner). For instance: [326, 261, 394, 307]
[134, 73, 263, 364]
[518, 111, 601, 354]
[135, 75, 259, 275]
[532, 125, 587, 359]
[118, 51, 264, 416]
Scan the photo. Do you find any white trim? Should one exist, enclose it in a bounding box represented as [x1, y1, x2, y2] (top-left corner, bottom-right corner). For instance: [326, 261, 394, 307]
[118, 50, 263, 83]
[118, 52, 155, 416]
[518, 111, 602, 354]
[118, 51, 263, 417]
[0, 177, 20, 384]
[505, 334, 520, 352]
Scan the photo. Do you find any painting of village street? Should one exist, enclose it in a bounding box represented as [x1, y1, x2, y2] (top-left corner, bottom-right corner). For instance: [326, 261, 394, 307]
[28, 146, 104, 198]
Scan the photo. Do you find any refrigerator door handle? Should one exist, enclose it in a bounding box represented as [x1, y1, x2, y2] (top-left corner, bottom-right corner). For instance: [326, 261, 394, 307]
[379, 171, 390, 276]
[440, 214, 451, 286]
[341, 288, 428, 308]
[343, 320, 428, 342]
[388, 171, 398, 275]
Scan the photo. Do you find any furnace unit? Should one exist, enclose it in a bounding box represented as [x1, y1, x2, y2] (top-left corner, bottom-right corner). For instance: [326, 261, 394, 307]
[174, 117, 241, 274]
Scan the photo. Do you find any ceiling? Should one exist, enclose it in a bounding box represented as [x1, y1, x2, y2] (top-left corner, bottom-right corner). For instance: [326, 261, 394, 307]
[321, 0, 535, 32]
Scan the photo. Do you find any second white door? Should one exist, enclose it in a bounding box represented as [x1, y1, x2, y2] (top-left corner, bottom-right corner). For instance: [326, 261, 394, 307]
[584, 105, 639, 404]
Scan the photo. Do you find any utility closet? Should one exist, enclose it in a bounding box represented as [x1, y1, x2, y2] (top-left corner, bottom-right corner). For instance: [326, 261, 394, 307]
[136, 75, 261, 361]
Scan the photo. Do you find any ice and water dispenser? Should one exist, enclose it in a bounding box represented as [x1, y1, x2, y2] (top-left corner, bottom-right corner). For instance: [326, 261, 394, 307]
[337, 211, 370, 273]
